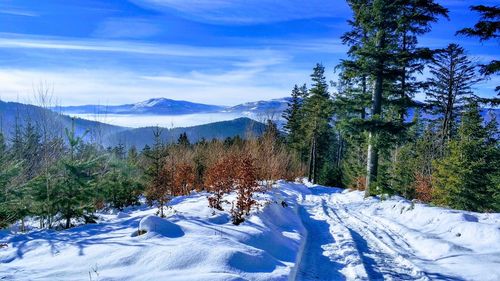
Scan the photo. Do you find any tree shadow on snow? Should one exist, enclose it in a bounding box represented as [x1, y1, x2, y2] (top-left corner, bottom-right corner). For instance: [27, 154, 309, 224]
[8, 216, 160, 259]
[296, 206, 346, 280]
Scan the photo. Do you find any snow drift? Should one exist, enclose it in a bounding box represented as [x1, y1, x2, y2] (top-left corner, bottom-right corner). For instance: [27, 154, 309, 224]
[0, 182, 498, 281]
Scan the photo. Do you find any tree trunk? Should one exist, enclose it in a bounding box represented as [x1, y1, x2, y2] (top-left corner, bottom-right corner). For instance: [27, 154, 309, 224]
[366, 133, 379, 196]
[312, 138, 317, 183]
[308, 136, 315, 182]
[366, 31, 385, 197]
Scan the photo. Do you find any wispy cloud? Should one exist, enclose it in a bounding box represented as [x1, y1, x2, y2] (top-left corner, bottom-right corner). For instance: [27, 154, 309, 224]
[131, 0, 349, 24]
[0, 34, 282, 58]
[0, 67, 307, 106]
[0, 9, 38, 17]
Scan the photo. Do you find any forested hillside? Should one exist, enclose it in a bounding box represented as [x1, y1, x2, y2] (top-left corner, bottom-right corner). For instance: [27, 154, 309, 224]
[281, 2, 499, 212]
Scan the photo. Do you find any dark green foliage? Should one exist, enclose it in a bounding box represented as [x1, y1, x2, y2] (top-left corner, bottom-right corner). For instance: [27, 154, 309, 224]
[177, 132, 190, 147]
[99, 155, 144, 209]
[0, 132, 22, 228]
[425, 44, 481, 143]
[457, 5, 500, 43]
[432, 102, 499, 211]
[301, 64, 334, 183]
[283, 84, 308, 159]
[339, 0, 447, 196]
[457, 5, 499, 96]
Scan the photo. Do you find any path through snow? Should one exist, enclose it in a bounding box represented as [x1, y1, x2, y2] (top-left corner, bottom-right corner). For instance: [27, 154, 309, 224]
[1, 182, 499, 280]
[293, 186, 500, 281]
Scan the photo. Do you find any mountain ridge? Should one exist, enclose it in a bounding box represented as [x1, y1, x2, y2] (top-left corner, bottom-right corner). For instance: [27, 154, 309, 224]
[54, 97, 291, 116]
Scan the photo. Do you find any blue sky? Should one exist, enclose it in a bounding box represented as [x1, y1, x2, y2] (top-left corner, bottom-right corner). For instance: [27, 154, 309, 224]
[0, 0, 498, 106]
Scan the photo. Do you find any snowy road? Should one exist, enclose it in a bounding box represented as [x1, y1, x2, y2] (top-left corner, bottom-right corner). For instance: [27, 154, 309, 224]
[1, 182, 498, 281]
[293, 187, 500, 281]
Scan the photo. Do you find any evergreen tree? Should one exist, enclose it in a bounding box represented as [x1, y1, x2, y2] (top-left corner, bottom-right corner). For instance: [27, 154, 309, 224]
[283, 84, 308, 158]
[144, 127, 170, 217]
[457, 5, 499, 77]
[51, 120, 100, 228]
[22, 122, 42, 180]
[0, 133, 22, 228]
[177, 132, 190, 147]
[302, 64, 334, 183]
[425, 43, 481, 145]
[342, 0, 402, 195]
[432, 102, 500, 211]
[392, 0, 448, 122]
[100, 154, 144, 209]
[339, 0, 446, 196]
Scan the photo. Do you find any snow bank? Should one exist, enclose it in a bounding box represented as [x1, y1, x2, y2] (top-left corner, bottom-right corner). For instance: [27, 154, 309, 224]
[0, 184, 307, 281]
[335, 190, 500, 280]
[0, 182, 498, 281]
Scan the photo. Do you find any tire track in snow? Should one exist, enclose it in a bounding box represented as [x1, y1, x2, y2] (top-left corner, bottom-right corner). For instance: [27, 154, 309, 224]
[327, 194, 431, 281]
[294, 189, 431, 281]
[293, 193, 368, 281]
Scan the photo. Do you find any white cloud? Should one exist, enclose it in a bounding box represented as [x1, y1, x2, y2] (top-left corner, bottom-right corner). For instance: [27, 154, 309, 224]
[131, 0, 349, 24]
[0, 9, 38, 17]
[0, 65, 308, 106]
[0, 34, 281, 59]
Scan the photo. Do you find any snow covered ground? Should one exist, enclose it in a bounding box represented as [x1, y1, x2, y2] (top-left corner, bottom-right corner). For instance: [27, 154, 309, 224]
[1, 182, 499, 281]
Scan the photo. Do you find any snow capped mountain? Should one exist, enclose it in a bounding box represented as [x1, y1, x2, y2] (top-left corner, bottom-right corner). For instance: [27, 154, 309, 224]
[55, 97, 292, 116]
[129, 98, 223, 114]
[133, 98, 170, 108]
[225, 97, 291, 113]
[56, 98, 224, 115]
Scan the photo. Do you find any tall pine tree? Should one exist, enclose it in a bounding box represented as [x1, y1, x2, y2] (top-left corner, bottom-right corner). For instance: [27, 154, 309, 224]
[302, 64, 334, 183]
[425, 43, 481, 145]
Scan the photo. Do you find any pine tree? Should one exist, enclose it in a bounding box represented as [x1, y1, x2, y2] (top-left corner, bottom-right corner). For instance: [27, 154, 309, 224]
[457, 5, 499, 78]
[432, 102, 500, 211]
[425, 43, 481, 145]
[0, 132, 22, 228]
[177, 132, 190, 147]
[342, 0, 402, 196]
[50, 121, 100, 228]
[283, 84, 308, 157]
[144, 127, 170, 217]
[302, 64, 334, 183]
[100, 154, 144, 209]
[339, 0, 446, 196]
[22, 121, 42, 180]
[392, 0, 448, 122]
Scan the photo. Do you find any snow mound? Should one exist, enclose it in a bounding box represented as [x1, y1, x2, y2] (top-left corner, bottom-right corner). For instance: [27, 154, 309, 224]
[135, 215, 184, 238]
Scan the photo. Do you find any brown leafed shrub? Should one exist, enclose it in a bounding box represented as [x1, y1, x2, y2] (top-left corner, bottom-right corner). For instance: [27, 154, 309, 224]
[351, 176, 366, 191]
[172, 162, 195, 196]
[204, 154, 237, 210]
[414, 173, 433, 203]
[231, 153, 261, 225]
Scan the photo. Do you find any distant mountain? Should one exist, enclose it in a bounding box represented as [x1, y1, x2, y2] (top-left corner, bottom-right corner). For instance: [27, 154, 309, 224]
[0, 100, 267, 148]
[55, 98, 224, 115]
[107, 117, 266, 148]
[55, 97, 291, 117]
[224, 98, 291, 115]
[0, 100, 127, 143]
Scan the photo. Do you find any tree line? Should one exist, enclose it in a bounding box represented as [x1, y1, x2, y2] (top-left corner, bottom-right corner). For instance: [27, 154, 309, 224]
[0, 117, 304, 230]
[282, 2, 499, 212]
